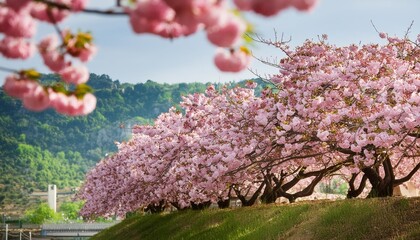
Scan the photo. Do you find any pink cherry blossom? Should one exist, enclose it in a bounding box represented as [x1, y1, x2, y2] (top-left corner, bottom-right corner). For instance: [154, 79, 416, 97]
[251, 0, 290, 17]
[128, 12, 163, 35]
[41, 51, 68, 72]
[316, 130, 330, 141]
[0, 37, 35, 59]
[50, 91, 97, 116]
[68, 0, 89, 12]
[233, 0, 319, 16]
[38, 35, 69, 72]
[38, 34, 59, 52]
[59, 65, 89, 85]
[3, 75, 38, 99]
[214, 48, 250, 72]
[269, 36, 419, 197]
[0, 8, 36, 38]
[245, 80, 257, 89]
[30, 2, 70, 23]
[80, 93, 97, 114]
[22, 85, 50, 111]
[131, 0, 175, 22]
[233, 0, 253, 10]
[206, 13, 246, 47]
[78, 44, 97, 62]
[5, 0, 32, 12]
[291, 0, 318, 11]
[379, 32, 387, 39]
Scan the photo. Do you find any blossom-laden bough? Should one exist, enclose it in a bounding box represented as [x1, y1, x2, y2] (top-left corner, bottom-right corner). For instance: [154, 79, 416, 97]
[0, 0, 318, 115]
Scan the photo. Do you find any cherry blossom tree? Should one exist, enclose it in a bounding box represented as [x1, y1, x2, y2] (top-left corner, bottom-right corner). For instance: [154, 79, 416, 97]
[78, 83, 350, 217]
[79, 34, 420, 214]
[78, 84, 271, 216]
[0, 0, 318, 115]
[265, 33, 419, 197]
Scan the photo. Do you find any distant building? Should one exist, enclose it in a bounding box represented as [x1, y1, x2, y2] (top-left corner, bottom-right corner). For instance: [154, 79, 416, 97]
[48, 185, 57, 212]
[393, 181, 419, 197]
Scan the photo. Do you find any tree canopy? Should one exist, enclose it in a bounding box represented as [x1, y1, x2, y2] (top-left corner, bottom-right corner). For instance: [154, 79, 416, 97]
[79, 35, 419, 217]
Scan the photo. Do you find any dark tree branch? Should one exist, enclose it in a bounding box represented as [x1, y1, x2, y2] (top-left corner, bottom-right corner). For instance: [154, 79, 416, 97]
[347, 173, 368, 198]
[36, 0, 128, 15]
[291, 173, 324, 199]
[394, 162, 420, 186]
[233, 181, 265, 207]
[277, 173, 323, 203]
[362, 167, 381, 188]
[0, 66, 19, 74]
[408, 132, 420, 138]
[382, 155, 395, 185]
[279, 168, 306, 191]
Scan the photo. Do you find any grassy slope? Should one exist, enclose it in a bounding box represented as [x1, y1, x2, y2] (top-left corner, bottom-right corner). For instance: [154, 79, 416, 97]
[92, 197, 420, 240]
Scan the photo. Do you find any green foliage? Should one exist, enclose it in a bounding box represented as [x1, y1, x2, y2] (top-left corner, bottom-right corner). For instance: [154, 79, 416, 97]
[60, 201, 84, 220]
[92, 198, 420, 240]
[24, 203, 63, 224]
[318, 178, 348, 195]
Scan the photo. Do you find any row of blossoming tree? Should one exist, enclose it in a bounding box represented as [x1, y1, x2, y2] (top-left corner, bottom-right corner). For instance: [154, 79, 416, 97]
[1, 0, 317, 115]
[1, 0, 418, 218]
[78, 34, 419, 218]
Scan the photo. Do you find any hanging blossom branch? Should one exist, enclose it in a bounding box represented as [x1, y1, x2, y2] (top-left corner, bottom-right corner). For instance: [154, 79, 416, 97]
[0, 0, 319, 117]
[35, 0, 128, 15]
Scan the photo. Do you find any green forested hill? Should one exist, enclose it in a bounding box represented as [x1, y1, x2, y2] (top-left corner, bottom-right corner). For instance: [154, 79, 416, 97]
[0, 73, 266, 210]
[0, 73, 208, 209]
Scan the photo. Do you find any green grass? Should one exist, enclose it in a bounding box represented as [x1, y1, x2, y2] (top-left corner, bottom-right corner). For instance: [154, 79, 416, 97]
[92, 197, 420, 240]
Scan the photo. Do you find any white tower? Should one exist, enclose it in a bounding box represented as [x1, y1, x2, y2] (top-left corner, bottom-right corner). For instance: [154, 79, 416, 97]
[47, 184, 57, 212]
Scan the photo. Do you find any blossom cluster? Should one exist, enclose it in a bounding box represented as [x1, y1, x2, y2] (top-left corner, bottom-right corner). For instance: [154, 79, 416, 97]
[271, 34, 419, 168]
[269, 34, 419, 196]
[234, 0, 317, 17]
[78, 85, 272, 216]
[124, 0, 317, 72]
[0, 0, 96, 115]
[0, 0, 319, 115]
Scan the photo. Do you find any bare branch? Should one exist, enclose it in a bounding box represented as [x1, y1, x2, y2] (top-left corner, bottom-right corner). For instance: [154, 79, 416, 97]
[404, 20, 415, 39]
[370, 20, 381, 34]
[248, 31, 292, 58]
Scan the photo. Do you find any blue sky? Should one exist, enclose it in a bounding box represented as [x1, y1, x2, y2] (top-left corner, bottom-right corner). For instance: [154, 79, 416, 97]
[1, 0, 420, 85]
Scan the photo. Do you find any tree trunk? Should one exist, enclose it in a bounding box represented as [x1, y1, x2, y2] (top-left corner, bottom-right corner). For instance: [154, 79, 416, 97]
[145, 200, 166, 213]
[217, 199, 230, 209]
[347, 173, 368, 198]
[260, 172, 288, 204]
[260, 176, 278, 204]
[191, 201, 211, 210]
[260, 189, 278, 204]
[170, 202, 189, 211]
[234, 181, 265, 207]
[363, 156, 395, 198]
